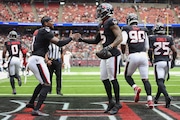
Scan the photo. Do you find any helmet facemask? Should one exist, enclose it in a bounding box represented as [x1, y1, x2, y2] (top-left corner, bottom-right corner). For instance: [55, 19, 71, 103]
[126, 13, 139, 25]
[8, 30, 18, 40]
[96, 3, 113, 21]
[152, 22, 166, 35]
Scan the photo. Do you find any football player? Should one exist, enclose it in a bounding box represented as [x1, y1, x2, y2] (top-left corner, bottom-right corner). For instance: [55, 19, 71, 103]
[25, 16, 81, 116]
[78, 3, 123, 114]
[121, 13, 154, 109]
[148, 22, 177, 108]
[2, 30, 26, 94]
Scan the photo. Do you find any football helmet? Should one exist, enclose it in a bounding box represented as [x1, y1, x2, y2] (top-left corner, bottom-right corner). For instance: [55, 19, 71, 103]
[8, 30, 18, 40]
[126, 13, 138, 25]
[96, 3, 113, 20]
[152, 22, 165, 34]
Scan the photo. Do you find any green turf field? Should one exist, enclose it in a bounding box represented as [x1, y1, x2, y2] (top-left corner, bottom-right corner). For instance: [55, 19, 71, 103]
[0, 66, 180, 96]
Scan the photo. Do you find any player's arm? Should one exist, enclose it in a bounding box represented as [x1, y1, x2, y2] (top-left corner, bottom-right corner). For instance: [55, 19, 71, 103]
[109, 24, 123, 48]
[51, 31, 81, 47]
[148, 36, 153, 64]
[170, 44, 177, 68]
[21, 47, 28, 67]
[78, 32, 101, 44]
[121, 30, 128, 61]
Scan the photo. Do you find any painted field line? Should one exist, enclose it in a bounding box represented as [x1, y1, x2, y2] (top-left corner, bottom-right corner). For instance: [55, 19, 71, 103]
[0, 93, 180, 96]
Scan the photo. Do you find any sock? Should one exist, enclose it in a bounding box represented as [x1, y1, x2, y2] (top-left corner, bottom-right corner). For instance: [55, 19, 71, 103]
[154, 87, 161, 100]
[102, 79, 112, 102]
[142, 79, 152, 96]
[125, 76, 135, 86]
[111, 79, 120, 103]
[34, 85, 50, 110]
[29, 84, 42, 104]
[10, 76, 15, 89]
[157, 78, 169, 98]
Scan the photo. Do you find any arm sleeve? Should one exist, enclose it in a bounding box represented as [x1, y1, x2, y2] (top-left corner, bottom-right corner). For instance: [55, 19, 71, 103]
[79, 33, 101, 44]
[56, 37, 72, 47]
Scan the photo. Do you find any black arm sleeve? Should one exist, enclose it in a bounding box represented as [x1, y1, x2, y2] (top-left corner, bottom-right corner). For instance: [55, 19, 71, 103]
[172, 51, 177, 61]
[148, 49, 153, 62]
[79, 33, 101, 44]
[121, 44, 126, 54]
[56, 37, 72, 47]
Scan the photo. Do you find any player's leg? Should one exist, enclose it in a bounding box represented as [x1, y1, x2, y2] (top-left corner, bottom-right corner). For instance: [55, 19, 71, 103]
[26, 83, 42, 109]
[139, 53, 153, 108]
[100, 59, 114, 113]
[107, 55, 122, 114]
[125, 54, 140, 102]
[14, 58, 22, 86]
[28, 56, 51, 116]
[8, 59, 16, 94]
[155, 61, 171, 108]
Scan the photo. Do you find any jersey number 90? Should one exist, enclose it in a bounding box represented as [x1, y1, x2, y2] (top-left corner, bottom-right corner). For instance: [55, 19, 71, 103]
[129, 30, 145, 43]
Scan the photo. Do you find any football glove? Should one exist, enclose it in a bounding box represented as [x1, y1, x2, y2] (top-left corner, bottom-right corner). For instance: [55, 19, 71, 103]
[96, 46, 112, 59]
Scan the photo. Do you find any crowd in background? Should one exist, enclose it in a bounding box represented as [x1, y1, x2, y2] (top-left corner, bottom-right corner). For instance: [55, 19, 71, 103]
[0, 1, 180, 65]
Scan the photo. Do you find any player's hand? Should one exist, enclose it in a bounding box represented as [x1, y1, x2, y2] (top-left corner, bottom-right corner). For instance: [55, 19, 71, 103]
[47, 60, 52, 66]
[69, 30, 81, 42]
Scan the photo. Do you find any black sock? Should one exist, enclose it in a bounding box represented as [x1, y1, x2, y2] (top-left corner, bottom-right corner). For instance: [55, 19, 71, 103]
[29, 84, 42, 104]
[111, 79, 120, 103]
[157, 78, 169, 98]
[34, 85, 50, 110]
[155, 87, 161, 100]
[142, 79, 152, 96]
[125, 76, 135, 86]
[102, 79, 112, 102]
[10, 76, 15, 89]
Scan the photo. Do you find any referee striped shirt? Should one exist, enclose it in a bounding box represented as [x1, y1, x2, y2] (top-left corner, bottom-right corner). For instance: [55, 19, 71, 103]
[48, 43, 62, 60]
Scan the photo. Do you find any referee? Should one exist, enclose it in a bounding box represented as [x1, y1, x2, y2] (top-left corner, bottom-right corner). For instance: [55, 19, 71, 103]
[45, 31, 63, 95]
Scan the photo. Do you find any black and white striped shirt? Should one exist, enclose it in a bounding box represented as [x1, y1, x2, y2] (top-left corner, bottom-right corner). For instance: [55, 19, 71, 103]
[48, 43, 62, 60]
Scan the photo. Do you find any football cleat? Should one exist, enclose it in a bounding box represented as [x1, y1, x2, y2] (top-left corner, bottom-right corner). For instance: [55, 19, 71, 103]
[57, 91, 63, 96]
[147, 100, 154, 109]
[26, 103, 34, 109]
[134, 86, 141, 102]
[109, 103, 122, 115]
[154, 99, 158, 104]
[31, 110, 49, 116]
[104, 100, 115, 113]
[165, 97, 171, 108]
